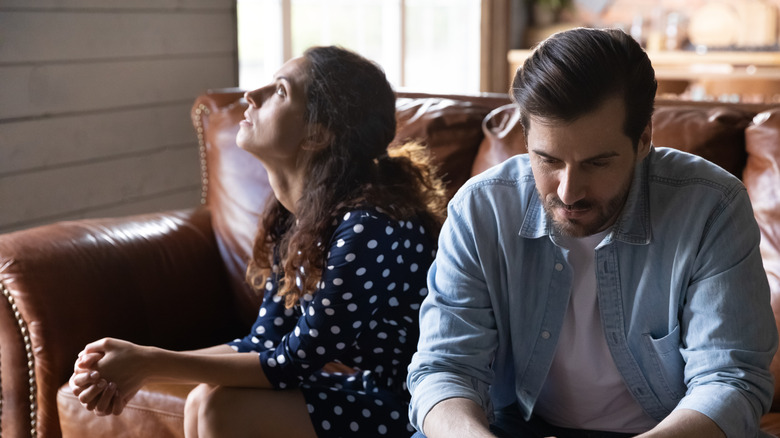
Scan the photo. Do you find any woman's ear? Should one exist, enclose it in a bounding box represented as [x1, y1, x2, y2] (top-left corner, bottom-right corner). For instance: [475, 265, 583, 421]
[302, 123, 333, 151]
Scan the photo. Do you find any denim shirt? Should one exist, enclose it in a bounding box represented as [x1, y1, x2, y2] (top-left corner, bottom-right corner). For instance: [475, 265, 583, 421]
[408, 147, 777, 438]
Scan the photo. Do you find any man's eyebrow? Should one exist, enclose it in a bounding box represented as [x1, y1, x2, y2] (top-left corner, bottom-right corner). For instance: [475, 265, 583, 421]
[530, 149, 556, 159]
[530, 149, 620, 161]
[583, 151, 620, 161]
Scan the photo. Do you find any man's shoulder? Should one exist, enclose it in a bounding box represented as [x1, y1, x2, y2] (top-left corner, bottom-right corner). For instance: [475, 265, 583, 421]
[647, 147, 743, 192]
[640, 147, 750, 233]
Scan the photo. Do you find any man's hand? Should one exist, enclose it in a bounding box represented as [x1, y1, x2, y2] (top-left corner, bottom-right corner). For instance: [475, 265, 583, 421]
[422, 398, 497, 438]
[636, 409, 725, 438]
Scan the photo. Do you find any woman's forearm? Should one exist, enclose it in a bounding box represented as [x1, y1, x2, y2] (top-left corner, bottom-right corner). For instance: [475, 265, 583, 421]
[142, 345, 272, 388]
[140, 344, 240, 384]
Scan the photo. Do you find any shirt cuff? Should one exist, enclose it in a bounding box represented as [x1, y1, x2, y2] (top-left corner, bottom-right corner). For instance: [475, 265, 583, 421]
[675, 384, 761, 438]
[409, 372, 490, 432]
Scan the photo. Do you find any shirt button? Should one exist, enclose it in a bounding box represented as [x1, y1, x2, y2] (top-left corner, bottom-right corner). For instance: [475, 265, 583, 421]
[554, 263, 564, 271]
[541, 331, 551, 339]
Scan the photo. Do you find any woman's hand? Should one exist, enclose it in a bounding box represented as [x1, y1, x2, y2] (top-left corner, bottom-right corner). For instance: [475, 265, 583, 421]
[70, 338, 147, 415]
[69, 350, 123, 415]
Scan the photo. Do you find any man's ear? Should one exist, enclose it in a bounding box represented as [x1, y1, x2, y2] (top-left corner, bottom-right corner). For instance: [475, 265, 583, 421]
[302, 123, 333, 151]
[637, 120, 652, 160]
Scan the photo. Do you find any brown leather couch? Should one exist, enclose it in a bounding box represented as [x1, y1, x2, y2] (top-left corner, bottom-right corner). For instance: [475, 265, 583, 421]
[1, 90, 779, 438]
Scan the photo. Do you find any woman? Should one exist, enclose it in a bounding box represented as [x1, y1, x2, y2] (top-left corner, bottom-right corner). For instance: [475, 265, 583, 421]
[70, 46, 447, 437]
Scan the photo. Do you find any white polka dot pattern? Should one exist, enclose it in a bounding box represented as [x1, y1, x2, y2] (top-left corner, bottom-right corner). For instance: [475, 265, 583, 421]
[226, 207, 434, 436]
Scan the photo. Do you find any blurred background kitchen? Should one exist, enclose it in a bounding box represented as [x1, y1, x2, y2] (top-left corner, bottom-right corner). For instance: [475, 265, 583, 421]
[512, 0, 780, 104]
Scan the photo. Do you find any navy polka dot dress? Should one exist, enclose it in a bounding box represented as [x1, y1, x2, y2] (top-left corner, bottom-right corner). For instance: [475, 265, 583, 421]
[228, 207, 435, 437]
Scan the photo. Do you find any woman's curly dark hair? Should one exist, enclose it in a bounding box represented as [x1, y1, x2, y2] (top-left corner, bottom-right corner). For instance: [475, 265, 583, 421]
[246, 46, 447, 308]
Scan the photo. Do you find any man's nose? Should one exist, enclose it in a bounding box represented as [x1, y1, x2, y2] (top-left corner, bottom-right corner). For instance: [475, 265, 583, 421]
[557, 166, 586, 206]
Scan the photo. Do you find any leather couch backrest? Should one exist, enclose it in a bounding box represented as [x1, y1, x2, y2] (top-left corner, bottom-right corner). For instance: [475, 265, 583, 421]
[192, 92, 265, 323]
[394, 93, 509, 199]
[472, 103, 527, 176]
[652, 106, 752, 179]
[469, 103, 755, 181]
[745, 109, 780, 409]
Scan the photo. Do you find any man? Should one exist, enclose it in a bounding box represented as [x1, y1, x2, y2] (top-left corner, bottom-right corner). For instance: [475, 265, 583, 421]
[408, 28, 777, 438]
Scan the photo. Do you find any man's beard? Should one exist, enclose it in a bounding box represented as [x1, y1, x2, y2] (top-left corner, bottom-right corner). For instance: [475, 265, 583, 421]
[541, 179, 631, 238]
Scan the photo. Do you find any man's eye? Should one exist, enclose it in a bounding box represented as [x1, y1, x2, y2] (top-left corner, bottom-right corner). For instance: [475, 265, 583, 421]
[589, 161, 609, 168]
[276, 86, 285, 97]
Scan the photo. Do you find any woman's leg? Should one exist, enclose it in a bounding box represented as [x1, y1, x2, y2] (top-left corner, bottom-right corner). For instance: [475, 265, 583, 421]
[189, 385, 317, 438]
[184, 383, 212, 438]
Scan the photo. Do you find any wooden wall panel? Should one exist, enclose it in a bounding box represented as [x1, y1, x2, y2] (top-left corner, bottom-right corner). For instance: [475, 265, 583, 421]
[0, 0, 237, 234]
[0, 103, 194, 175]
[1, 0, 234, 10]
[0, 147, 200, 230]
[0, 57, 234, 120]
[0, 11, 236, 63]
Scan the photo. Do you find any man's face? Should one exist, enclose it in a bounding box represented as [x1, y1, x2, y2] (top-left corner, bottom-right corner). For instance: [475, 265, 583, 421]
[526, 97, 651, 237]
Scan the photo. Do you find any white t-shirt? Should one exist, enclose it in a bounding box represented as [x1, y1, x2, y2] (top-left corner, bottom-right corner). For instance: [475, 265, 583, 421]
[533, 230, 657, 433]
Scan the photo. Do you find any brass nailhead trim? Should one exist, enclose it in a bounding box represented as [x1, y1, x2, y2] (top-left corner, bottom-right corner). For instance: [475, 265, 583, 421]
[194, 104, 211, 205]
[1, 281, 37, 438]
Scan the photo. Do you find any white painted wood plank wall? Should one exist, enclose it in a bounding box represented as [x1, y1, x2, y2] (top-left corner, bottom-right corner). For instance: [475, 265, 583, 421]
[0, 0, 238, 233]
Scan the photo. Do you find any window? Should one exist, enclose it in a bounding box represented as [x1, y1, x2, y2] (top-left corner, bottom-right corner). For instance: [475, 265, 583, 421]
[237, 0, 481, 93]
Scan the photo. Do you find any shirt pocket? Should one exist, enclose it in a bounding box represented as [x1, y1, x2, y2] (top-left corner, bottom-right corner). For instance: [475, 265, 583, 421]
[642, 325, 687, 400]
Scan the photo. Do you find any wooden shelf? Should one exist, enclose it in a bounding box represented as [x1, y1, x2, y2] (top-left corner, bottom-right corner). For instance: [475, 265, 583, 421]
[647, 50, 780, 66]
[508, 49, 780, 102]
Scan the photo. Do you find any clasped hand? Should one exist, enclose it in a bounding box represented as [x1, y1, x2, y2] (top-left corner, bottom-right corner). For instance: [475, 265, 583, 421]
[69, 338, 145, 416]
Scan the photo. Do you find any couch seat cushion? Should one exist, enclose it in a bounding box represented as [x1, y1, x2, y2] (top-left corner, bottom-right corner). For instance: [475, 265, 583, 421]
[57, 382, 194, 438]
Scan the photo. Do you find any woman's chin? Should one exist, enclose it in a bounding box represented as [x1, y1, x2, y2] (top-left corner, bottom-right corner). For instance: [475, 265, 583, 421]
[235, 134, 249, 151]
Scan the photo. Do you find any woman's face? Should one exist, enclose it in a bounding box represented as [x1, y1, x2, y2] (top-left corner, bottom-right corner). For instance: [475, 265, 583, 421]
[237, 56, 310, 163]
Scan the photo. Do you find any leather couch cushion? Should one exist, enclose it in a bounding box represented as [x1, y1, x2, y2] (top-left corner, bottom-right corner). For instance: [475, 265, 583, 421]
[761, 412, 780, 438]
[651, 106, 752, 179]
[394, 97, 493, 199]
[745, 109, 780, 411]
[57, 382, 194, 437]
[471, 103, 526, 176]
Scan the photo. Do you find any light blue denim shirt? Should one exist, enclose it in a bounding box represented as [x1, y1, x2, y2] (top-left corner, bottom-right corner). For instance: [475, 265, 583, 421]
[408, 147, 777, 438]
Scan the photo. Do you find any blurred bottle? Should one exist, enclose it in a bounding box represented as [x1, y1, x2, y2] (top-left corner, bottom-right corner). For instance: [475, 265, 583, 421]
[665, 12, 681, 51]
[646, 7, 665, 51]
[630, 13, 645, 46]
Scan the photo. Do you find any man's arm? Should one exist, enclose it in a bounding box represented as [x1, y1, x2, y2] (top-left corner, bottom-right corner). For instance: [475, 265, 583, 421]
[637, 409, 725, 438]
[423, 398, 496, 438]
[672, 188, 777, 437]
[408, 196, 501, 433]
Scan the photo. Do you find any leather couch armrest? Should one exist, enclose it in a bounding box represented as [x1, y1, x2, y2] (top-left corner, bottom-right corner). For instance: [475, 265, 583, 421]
[0, 207, 246, 438]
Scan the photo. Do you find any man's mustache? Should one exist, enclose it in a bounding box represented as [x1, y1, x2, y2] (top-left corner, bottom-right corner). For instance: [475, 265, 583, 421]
[547, 197, 593, 211]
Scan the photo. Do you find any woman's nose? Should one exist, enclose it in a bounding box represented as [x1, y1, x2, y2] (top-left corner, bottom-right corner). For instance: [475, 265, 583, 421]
[245, 88, 264, 107]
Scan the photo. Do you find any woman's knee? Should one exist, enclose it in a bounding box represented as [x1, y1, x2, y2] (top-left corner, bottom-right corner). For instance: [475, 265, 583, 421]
[192, 386, 246, 436]
[185, 384, 212, 414]
[184, 384, 216, 438]
[185, 384, 218, 427]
